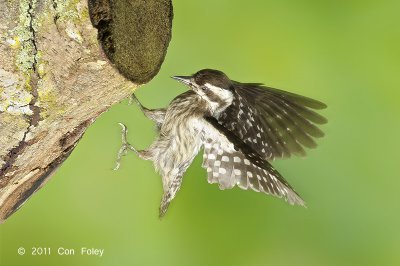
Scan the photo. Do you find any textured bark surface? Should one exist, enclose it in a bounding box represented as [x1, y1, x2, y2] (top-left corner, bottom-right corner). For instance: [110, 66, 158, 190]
[0, 0, 172, 223]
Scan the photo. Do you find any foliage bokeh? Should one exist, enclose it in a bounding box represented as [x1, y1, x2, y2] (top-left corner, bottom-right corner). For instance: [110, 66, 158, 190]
[1, 1, 399, 265]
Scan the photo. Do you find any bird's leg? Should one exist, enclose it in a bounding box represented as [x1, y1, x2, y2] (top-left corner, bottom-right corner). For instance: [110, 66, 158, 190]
[114, 123, 152, 170]
[130, 93, 166, 125]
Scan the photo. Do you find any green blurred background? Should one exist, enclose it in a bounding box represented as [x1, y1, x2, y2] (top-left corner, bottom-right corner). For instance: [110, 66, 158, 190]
[1, 0, 400, 265]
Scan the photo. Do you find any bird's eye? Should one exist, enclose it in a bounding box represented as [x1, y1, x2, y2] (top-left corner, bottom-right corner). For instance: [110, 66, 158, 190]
[201, 86, 208, 91]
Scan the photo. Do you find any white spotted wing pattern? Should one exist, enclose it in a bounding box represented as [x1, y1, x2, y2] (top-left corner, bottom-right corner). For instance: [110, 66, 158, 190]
[218, 82, 327, 160]
[201, 117, 305, 206]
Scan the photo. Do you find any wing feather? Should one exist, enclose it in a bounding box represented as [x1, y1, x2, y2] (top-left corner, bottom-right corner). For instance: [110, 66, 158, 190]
[217, 82, 327, 160]
[202, 117, 305, 206]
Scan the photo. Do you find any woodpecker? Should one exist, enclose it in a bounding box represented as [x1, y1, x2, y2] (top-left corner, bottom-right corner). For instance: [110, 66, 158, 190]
[115, 69, 327, 217]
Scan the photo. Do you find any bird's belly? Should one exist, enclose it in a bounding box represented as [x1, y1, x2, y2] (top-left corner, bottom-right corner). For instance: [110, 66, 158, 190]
[153, 123, 202, 188]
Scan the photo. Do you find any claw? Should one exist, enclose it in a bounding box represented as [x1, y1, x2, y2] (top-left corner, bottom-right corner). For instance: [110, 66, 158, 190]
[129, 93, 141, 106]
[114, 123, 138, 170]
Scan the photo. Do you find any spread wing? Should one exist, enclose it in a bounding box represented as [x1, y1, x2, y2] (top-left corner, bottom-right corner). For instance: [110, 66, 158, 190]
[202, 116, 305, 206]
[217, 82, 327, 160]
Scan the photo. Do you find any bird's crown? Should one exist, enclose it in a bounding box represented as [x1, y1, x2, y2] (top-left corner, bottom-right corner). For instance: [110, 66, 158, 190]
[192, 69, 232, 90]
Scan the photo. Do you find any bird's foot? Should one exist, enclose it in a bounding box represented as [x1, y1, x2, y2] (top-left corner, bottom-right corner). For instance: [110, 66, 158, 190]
[114, 123, 138, 170]
[129, 93, 142, 107]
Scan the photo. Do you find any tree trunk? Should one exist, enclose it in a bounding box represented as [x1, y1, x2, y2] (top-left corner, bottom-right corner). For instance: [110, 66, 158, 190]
[0, 0, 172, 223]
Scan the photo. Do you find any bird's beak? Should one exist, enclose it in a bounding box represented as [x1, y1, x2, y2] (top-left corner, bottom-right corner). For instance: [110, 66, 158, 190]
[171, 76, 192, 86]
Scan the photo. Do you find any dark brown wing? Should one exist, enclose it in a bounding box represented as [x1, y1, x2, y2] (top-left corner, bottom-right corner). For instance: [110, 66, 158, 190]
[217, 82, 327, 160]
[202, 117, 305, 206]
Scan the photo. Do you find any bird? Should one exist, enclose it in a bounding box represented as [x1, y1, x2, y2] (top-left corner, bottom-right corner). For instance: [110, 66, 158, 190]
[114, 69, 327, 217]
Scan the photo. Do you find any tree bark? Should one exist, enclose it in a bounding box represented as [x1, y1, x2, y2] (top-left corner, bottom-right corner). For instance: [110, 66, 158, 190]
[0, 0, 172, 223]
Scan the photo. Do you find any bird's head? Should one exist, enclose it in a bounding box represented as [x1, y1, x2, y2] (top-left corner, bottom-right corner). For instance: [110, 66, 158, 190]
[172, 69, 234, 113]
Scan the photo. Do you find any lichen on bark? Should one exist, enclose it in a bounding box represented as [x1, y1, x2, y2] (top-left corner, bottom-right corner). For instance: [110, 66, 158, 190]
[0, 0, 173, 222]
